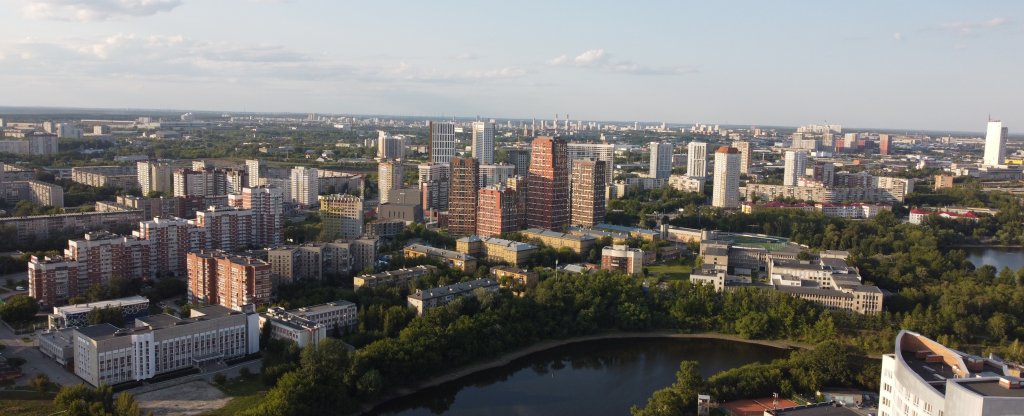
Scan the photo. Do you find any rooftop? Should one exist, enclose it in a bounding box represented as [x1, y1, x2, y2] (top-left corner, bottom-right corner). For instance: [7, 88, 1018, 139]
[409, 278, 499, 301]
[955, 378, 1024, 398]
[53, 295, 149, 316]
[766, 403, 863, 416]
[405, 244, 474, 261]
[523, 228, 596, 242]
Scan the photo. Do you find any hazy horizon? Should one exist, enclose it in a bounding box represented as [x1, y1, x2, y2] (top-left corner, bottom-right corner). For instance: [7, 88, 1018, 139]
[1, 1, 1021, 132]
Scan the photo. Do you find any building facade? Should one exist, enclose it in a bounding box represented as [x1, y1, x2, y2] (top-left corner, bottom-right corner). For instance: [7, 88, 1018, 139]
[476, 186, 520, 237]
[448, 157, 479, 236]
[649, 142, 674, 179]
[186, 250, 272, 310]
[527, 136, 570, 230]
[471, 121, 495, 164]
[712, 146, 741, 208]
[686, 141, 708, 178]
[570, 159, 607, 228]
[319, 194, 363, 240]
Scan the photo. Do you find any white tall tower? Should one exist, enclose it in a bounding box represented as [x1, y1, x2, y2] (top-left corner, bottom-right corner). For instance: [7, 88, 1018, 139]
[377, 131, 405, 160]
[649, 142, 674, 179]
[983, 120, 1008, 167]
[712, 147, 741, 208]
[289, 166, 319, 207]
[686, 142, 708, 178]
[471, 121, 495, 164]
[378, 160, 404, 204]
[783, 150, 807, 186]
[429, 121, 456, 165]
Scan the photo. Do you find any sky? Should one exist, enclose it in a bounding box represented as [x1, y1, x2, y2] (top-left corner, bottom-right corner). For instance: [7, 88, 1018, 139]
[0, 1, 1022, 132]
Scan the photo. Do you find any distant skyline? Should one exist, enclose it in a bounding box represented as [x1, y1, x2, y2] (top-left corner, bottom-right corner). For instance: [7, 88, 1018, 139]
[1, 1, 1022, 132]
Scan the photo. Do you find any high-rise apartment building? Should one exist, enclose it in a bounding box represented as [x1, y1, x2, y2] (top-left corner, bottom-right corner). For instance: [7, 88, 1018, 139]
[507, 175, 529, 230]
[471, 121, 495, 164]
[878, 134, 891, 156]
[245, 159, 263, 187]
[783, 150, 807, 186]
[527, 136, 570, 230]
[377, 131, 405, 160]
[134, 217, 206, 275]
[448, 157, 479, 236]
[476, 186, 520, 237]
[137, 161, 173, 196]
[506, 148, 531, 176]
[429, 121, 456, 165]
[566, 143, 615, 186]
[649, 142, 673, 179]
[570, 159, 607, 228]
[712, 147, 741, 208]
[289, 166, 319, 207]
[320, 194, 363, 240]
[686, 142, 708, 178]
[478, 164, 515, 188]
[984, 120, 1008, 167]
[377, 160, 404, 204]
[187, 250, 271, 310]
[734, 141, 751, 174]
[193, 207, 256, 252]
[242, 186, 284, 247]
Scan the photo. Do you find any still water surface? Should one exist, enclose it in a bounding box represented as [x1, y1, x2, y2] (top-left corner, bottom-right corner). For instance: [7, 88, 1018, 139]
[966, 247, 1024, 272]
[372, 337, 791, 416]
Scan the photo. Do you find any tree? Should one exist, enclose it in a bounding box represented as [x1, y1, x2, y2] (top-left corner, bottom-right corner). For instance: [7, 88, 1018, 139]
[0, 295, 39, 324]
[214, 373, 227, 386]
[30, 373, 50, 393]
[87, 306, 124, 327]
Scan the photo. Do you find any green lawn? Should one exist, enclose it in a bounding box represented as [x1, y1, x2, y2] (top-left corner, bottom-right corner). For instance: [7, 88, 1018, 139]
[647, 261, 694, 280]
[203, 377, 267, 416]
[0, 390, 58, 416]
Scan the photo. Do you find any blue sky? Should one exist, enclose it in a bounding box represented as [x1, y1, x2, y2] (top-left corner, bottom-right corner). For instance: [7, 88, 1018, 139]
[1, 1, 1021, 132]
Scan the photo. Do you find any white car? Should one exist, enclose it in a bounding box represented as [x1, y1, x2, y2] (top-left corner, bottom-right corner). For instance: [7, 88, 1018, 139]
[15, 286, 25, 291]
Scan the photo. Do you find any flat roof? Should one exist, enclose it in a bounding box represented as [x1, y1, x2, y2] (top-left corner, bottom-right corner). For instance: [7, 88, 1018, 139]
[74, 323, 121, 341]
[768, 403, 863, 416]
[955, 379, 1024, 398]
[53, 295, 149, 316]
[405, 244, 474, 261]
[292, 300, 356, 315]
[776, 285, 854, 299]
[523, 228, 596, 242]
[409, 278, 498, 301]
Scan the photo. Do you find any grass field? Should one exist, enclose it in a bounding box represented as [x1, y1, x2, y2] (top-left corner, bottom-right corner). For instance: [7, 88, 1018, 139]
[0, 390, 58, 416]
[647, 260, 694, 280]
[202, 377, 267, 416]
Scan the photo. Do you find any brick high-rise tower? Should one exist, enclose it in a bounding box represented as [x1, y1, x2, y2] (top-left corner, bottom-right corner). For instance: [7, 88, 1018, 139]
[448, 157, 479, 236]
[570, 159, 606, 228]
[527, 136, 569, 230]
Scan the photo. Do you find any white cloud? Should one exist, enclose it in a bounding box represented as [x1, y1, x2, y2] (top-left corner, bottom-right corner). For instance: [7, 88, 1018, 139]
[20, 0, 184, 21]
[893, 32, 903, 41]
[937, 17, 1012, 36]
[548, 48, 693, 76]
[573, 49, 606, 65]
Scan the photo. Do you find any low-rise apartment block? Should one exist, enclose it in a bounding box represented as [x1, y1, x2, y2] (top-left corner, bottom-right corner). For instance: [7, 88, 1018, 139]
[353, 265, 438, 289]
[1, 209, 143, 244]
[71, 166, 140, 191]
[266, 242, 352, 285]
[71, 305, 260, 387]
[521, 228, 596, 254]
[601, 245, 645, 275]
[456, 235, 537, 267]
[407, 278, 499, 316]
[491, 266, 538, 294]
[403, 243, 477, 273]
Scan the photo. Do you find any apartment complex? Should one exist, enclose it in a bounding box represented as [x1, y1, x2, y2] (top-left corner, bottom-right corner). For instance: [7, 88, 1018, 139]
[649, 142, 673, 179]
[193, 207, 256, 252]
[377, 160, 403, 204]
[0, 133, 59, 155]
[71, 166, 140, 191]
[403, 243, 477, 272]
[686, 141, 707, 178]
[879, 330, 1024, 416]
[241, 186, 284, 247]
[186, 250, 272, 310]
[448, 157, 479, 236]
[521, 228, 596, 254]
[428, 121, 456, 165]
[570, 159, 607, 228]
[456, 235, 537, 267]
[289, 166, 319, 207]
[527, 136, 570, 230]
[353, 265, 438, 289]
[0, 180, 64, 208]
[601, 245, 645, 275]
[471, 121, 495, 164]
[407, 278, 499, 316]
[137, 161, 175, 195]
[319, 194, 363, 240]
[712, 146, 741, 208]
[265, 242, 352, 285]
[476, 186, 520, 237]
[71, 305, 260, 387]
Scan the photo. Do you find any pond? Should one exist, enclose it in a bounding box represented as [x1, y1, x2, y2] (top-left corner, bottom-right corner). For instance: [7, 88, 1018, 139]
[371, 337, 791, 416]
[965, 247, 1024, 272]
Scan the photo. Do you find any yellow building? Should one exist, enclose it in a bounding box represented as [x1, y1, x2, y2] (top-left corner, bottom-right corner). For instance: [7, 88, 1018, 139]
[522, 228, 596, 254]
[403, 244, 477, 273]
[456, 236, 537, 267]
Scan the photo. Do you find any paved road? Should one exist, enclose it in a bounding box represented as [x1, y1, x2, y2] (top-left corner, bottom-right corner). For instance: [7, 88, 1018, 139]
[0, 321, 84, 386]
[0, 271, 28, 300]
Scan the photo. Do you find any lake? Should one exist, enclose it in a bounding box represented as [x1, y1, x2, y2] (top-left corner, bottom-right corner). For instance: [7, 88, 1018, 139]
[370, 337, 791, 416]
[966, 247, 1024, 272]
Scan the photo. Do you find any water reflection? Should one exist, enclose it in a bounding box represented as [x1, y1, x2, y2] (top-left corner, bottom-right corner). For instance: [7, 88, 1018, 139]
[371, 337, 790, 416]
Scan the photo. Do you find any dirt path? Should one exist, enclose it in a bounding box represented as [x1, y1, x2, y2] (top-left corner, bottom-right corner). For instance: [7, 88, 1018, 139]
[136, 380, 231, 416]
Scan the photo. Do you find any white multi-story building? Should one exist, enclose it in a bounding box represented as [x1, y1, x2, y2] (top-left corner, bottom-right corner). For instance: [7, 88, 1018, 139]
[319, 194, 363, 240]
[783, 150, 807, 186]
[734, 141, 751, 174]
[879, 330, 1024, 416]
[712, 146, 740, 208]
[260, 300, 357, 348]
[137, 161, 174, 196]
[649, 142, 674, 179]
[289, 166, 319, 207]
[71, 305, 260, 387]
[377, 131, 405, 160]
[245, 159, 262, 187]
[471, 121, 495, 164]
[983, 120, 1008, 167]
[377, 160, 404, 204]
[686, 142, 708, 178]
[478, 164, 515, 188]
[668, 175, 705, 193]
[566, 143, 616, 186]
[429, 121, 456, 165]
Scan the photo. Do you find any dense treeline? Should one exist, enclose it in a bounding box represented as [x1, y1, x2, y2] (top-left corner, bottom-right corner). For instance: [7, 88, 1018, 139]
[631, 341, 880, 416]
[246, 270, 876, 415]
